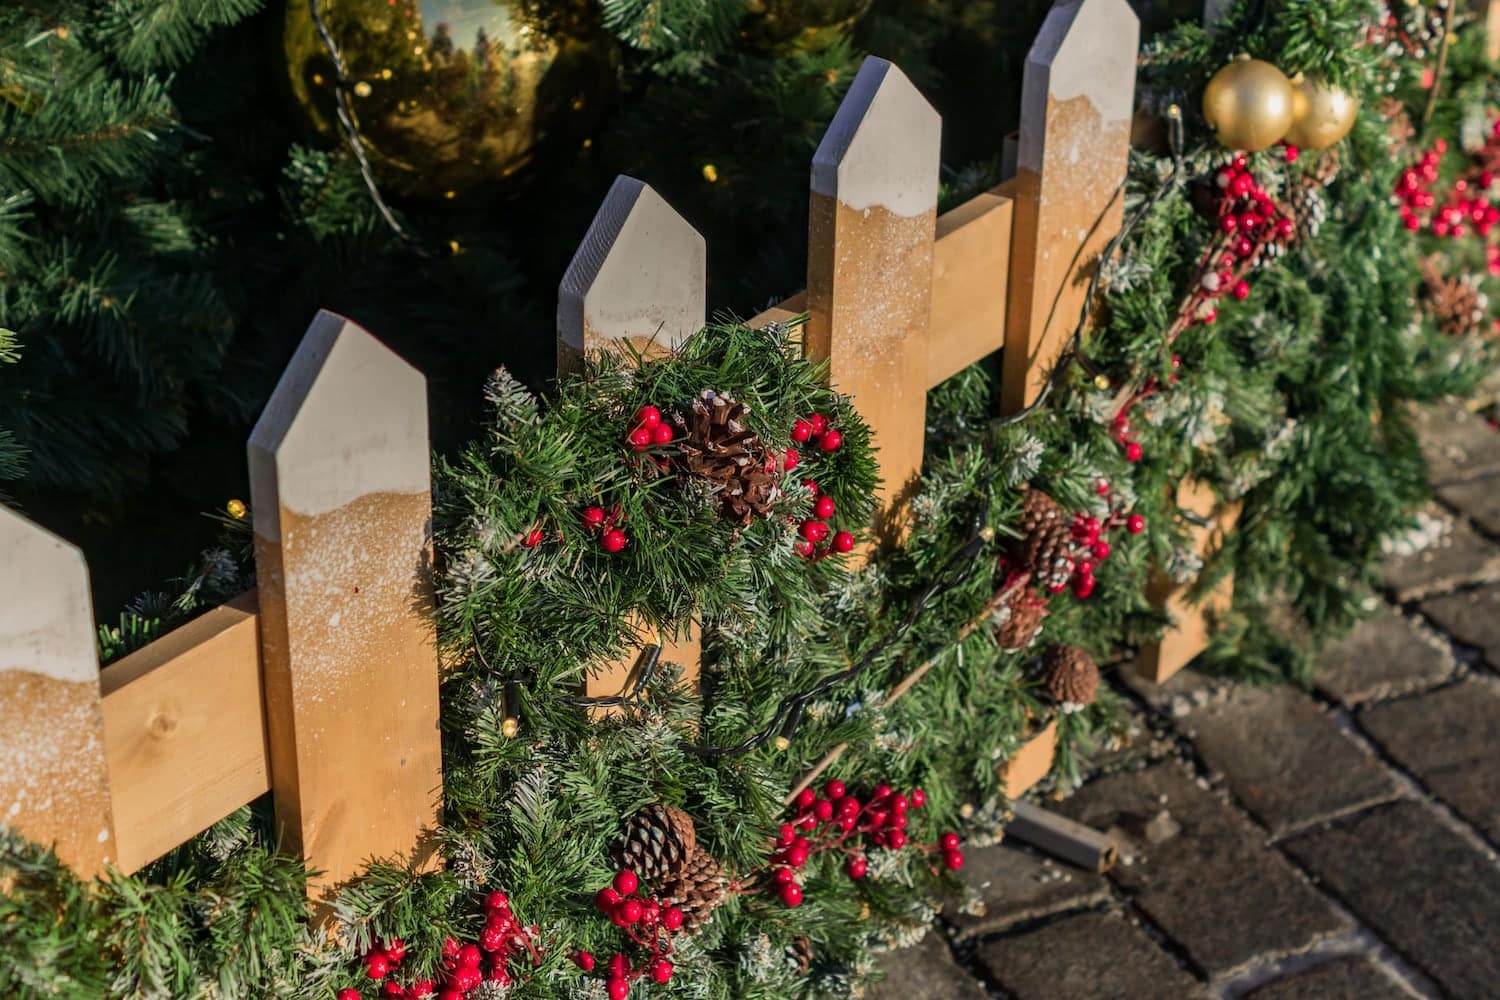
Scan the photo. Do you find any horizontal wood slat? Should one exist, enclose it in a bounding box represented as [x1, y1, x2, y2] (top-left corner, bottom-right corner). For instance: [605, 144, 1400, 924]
[100, 591, 268, 874]
[929, 181, 1015, 385]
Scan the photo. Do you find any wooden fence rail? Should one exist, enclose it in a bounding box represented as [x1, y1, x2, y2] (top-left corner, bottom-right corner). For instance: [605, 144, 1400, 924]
[2, 0, 1224, 897]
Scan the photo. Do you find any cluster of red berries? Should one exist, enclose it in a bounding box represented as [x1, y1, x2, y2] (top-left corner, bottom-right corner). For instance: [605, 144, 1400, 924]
[789, 411, 844, 455]
[1200, 152, 1296, 327]
[1107, 356, 1182, 465]
[1394, 124, 1500, 248]
[765, 781, 962, 908]
[577, 870, 683, 999]
[793, 480, 856, 559]
[1064, 481, 1144, 600]
[338, 893, 540, 1000]
[624, 405, 676, 452]
[580, 504, 629, 554]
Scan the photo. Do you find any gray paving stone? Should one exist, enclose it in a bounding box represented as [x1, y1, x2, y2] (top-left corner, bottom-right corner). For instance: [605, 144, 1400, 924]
[1359, 680, 1500, 842]
[1415, 402, 1500, 485]
[1180, 685, 1399, 836]
[943, 841, 1112, 940]
[1241, 956, 1409, 1000]
[1056, 762, 1347, 978]
[977, 910, 1206, 1000]
[1420, 584, 1500, 665]
[1316, 608, 1456, 706]
[866, 929, 987, 1000]
[1281, 802, 1500, 1000]
[1382, 505, 1500, 601]
[1436, 475, 1500, 538]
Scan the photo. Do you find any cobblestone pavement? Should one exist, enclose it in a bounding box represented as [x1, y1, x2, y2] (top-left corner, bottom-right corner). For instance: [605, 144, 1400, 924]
[869, 402, 1500, 1000]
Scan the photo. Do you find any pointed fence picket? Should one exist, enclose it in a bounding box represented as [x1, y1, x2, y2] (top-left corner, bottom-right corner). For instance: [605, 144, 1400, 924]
[2, 0, 1232, 887]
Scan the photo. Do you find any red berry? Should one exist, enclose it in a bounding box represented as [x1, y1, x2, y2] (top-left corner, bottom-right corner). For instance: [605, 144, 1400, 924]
[613, 870, 639, 895]
[939, 832, 960, 851]
[800, 519, 829, 542]
[1127, 514, 1146, 534]
[780, 882, 804, 907]
[830, 531, 856, 553]
[1073, 574, 1096, 599]
[796, 787, 817, 809]
[891, 793, 909, 813]
[814, 799, 835, 821]
[662, 907, 685, 931]
[785, 845, 809, 867]
[366, 954, 390, 980]
[1091, 540, 1111, 561]
[651, 959, 674, 984]
[791, 419, 814, 442]
[408, 983, 435, 998]
[846, 856, 868, 879]
[1124, 441, 1143, 462]
[600, 528, 628, 553]
[1096, 479, 1110, 496]
[1219, 214, 1238, 234]
[1283, 143, 1299, 163]
[617, 899, 643, 924]
[480, 925, 505, 951]
[522, 525, 545, 548]
[384, 939, 406, 963]
[1231, 280, 1250, 301]
[608, 979, 630, 1000]
[779, 822, 796, 844]
[808, 413, 828, 434]
[793, 538, 814, 558]
[339, 990, 363, 1000]
[627, 426, 651, 450]
[887, 830, 908, 849]
[1276, 216, 1295, 238]
[595, 887, 620, 912]
[910, 788, 926, 808]
[574, 951, 596, 971]
[818, 429, 844, 452]
[783, 447, 800, 471]
[1201, 306, 1219, 324]
[813, 495, 836, 519]
[888, 812, 908, 831]
[774, 866, 796, 884]
[824, 779, 846, 800]
[457, 944, 482, 968]
[634, 405, 662, 429]
[837, 796, 860, 818]
[609, 954, 630, 977]
[581, 506, 606, 530]
[486, 891, 510, 912]
[651, 422, 674, 445]
[944, 849, 966, 870]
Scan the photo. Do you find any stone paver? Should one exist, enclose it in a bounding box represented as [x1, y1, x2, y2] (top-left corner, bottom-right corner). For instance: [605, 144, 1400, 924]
[1420, 583, 1500, 665]
[1415, 402, 1500, 485]
[976, 910, 1206, 1000]
[1316, 607, 1456, 706]
[1282, 802, 1500, 1000]
[1382, 505, 1500, 601]
[1359, 680, 1500, 843]
[943, 840, 1111, 940]
[1241, 956, 1410, 1000]
[1436, 475, 1500, 538]
[866, 929, 987, 1000]
[1177, 684, 1399, 836]
[1056, 762, 1347, 978]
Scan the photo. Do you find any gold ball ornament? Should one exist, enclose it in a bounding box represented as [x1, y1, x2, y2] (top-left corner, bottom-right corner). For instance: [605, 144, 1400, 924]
[1283, 76, 1359, 150]
[738, 0, 872, 53]
[1201, 57, 1296, 152]
[283, 0, 617, 198]
[225, 498, 248, 520]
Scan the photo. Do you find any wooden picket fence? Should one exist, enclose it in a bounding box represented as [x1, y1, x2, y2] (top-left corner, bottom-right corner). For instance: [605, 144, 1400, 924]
[0, 0, 1228, 905]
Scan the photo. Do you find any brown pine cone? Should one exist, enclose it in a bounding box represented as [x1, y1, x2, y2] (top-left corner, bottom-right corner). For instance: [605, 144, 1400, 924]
[1038, 645, 1100, 710]
[672, 390, 780, 526]
[994, 587, 1048, 650]
[1015, 489, 1076, 589]
[787, 935, 813, 975]
[658, 845, 729, 932]
[611, 805, 697, 882]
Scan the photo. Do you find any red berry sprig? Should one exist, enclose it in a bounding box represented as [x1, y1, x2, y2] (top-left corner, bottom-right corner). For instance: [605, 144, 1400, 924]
[581, 869, 684, 997]
[579, 504, 629, 553]
[791, 480, 857, 561]
[340, 892, 540, 1000]
[624, 405, 676, 452]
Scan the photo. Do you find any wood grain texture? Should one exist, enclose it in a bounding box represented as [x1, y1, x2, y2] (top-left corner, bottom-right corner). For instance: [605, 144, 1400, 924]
[558, 176, 706, 374]
[1002, 0, 1138, 413]
[1133, 479, 1242, 684]
[249, 311, 443, 907]
[99, 592, 268, 874]
[929, 182, 1014, 385]
[0, 507, 115, 876]
[999, 719, 1058, 799]
[807, 57, 940, 542]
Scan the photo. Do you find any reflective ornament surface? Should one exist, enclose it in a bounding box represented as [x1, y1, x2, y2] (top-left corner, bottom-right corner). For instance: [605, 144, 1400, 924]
[738, 0, 872, 53]
[1201, 57, 1296, 152]
[1283, 76, 1359, 149]
[284, 0, 616, 197]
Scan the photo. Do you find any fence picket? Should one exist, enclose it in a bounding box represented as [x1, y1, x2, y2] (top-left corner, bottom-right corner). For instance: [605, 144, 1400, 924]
[807, 56, 941, 541]
[248, 310, 443, 907]
[1002, 0, 1138, 413]
[0, 508, 115, 875]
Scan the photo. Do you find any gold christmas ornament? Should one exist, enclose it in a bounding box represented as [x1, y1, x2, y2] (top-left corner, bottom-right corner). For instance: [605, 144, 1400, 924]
[225, 498, 248, 520]
[1201, 57, 1296, 152]
[283, 0, 617, 197]
[1283, 75, 1359, 149]
[738, 0, 872, 53]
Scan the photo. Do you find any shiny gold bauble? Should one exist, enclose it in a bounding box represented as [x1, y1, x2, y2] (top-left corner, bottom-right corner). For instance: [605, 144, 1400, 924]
[1283, 76, 1359, 149]
[1201, 57, 1296, 152]
[283, 0, 617, 197]
[738, 0, 872, 53]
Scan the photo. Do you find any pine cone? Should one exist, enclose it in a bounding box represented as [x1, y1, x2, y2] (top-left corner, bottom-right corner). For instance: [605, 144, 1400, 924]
[672, 390, 780, 526]
[1015, 489, 1076, 589]
[658, 846, 729, 932]
[611, 805, 697, 882]
[788, 935, 813, 975]
[1038, 645, 1099, 710]
[994, 587, 1048, 650]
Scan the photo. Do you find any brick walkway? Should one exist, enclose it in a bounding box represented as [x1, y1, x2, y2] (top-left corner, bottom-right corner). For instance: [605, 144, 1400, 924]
[871, 401, 1500, 1000]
